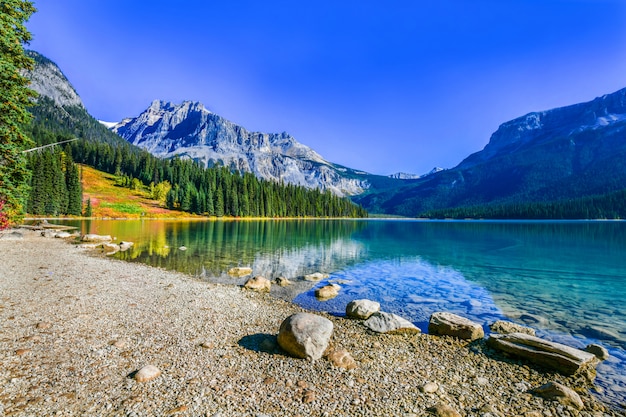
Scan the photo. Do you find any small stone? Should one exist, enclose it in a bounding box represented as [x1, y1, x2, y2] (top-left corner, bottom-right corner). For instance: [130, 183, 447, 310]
[315, 284, 340, 300]
[36, 321, 51, 330]
[490, 320, 536, 336]
[303, 272, 329, 281]
[427, 402, 461, 417]
[346, 299, 380, 320]
[134, 365, 161, 382]
[532, 381, 584, 410]
[200, 341, 214, 349]
[167, 405, 188, 414]
[178, 246, 187, 251]
[420, 382, 439, 393]
[110, 339, 127, 349]
[275, 276, 292, 286]
[302, 390, 315, 403]
[297, 380, 308, 388]
[228, 267, 253, 277]
[585, 343, 609, 361]
[16, 348, 31, 356]
[243, 276, 271, 292]
[327, 349, 357, 370]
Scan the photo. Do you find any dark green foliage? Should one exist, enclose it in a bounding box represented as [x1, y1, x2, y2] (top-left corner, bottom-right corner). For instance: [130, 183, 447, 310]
[0, 0, 37, 223]
[84, 197, 92, 217]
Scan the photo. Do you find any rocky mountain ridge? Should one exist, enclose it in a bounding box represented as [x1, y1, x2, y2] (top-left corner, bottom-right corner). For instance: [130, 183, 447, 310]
[112, 100, 371, 196]
[354, 87, 626, 216]
[25, 50, 83, 108]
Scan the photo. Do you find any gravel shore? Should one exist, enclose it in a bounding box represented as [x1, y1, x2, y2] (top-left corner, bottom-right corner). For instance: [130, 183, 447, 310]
[0, 229, 623, 416]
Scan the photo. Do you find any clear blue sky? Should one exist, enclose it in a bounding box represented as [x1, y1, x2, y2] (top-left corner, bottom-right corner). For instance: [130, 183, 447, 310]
[27, 0, 626, 176]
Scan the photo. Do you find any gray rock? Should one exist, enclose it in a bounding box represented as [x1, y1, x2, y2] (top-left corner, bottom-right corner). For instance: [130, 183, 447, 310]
[489, 320, 535, 336]
[346, 299, 380, 320]
[363, 312, 420, 334]
[277, 313, 333, 361]
[54, 232, 72, 239]
[487, 332, 598, 375]
[585, 343, 609, 361]
[429, 312, 484, 341]
[427, 402, 461, 417]
[532, 381, 584, 410]
[243, 276, 271, 293]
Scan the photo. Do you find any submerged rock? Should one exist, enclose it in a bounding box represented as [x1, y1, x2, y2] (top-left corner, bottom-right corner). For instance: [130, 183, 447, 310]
[487, 332, 598, 375]
[346, 299, 380, 320]
[429, 312, 484, 341]
[228, 267, 253, 277]
[303, 272, 329, 282]
[364, 312, 420, 334]
[277, 313, 333, 361]
[585, 343, 610, 361]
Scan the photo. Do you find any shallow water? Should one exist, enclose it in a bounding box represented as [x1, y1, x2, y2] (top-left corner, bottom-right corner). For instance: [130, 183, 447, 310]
[60, 218, 626, 406]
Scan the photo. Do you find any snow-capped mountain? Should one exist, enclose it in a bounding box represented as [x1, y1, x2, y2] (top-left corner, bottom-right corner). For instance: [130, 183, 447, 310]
[25, 50, 83, 108]
[111, 100, 370, 196]
[388, 167, 444, 180]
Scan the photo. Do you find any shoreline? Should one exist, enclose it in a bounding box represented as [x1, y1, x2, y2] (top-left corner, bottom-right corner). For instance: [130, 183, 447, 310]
[1, 229, 623, 416]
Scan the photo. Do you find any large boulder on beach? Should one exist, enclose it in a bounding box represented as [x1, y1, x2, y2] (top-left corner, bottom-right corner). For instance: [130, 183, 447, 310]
[315, 284, 340, 300]
[489, 320, 535, 336]
[532, 381, 584, 410]
[243, 276, 271, 292]
[429, 312, 484, 341]
[487, 332, 598, 376]
[346, 299, 380, 320]
[364, 312, 420, 334]
[277, 313, 333, 360]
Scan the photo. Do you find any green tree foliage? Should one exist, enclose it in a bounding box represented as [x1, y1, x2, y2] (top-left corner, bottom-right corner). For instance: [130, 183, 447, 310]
[26, 147, 82, 216]
[0, 0, 37, 224]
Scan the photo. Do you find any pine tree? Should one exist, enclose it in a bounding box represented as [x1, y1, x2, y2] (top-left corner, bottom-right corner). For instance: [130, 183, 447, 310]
[0, 0, 37, 224]
[84, 197, 92, 217]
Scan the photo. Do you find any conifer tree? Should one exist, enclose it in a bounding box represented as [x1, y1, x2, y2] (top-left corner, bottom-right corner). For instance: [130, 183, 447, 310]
[0, 0, 37, 223]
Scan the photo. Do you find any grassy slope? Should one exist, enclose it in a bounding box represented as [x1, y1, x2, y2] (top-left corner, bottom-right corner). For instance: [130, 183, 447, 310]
[81, 165, 195, 219]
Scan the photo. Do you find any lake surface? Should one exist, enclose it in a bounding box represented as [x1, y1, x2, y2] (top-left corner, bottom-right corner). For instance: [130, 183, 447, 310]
[60, 219, 626, 406]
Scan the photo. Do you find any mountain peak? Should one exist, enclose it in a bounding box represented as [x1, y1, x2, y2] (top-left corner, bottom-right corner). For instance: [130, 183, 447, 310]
[112, 100, 369, 196]
[25, 50, 83, 108]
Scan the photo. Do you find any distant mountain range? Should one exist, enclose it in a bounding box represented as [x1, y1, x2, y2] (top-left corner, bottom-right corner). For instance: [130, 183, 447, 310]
[25, 49, 626, 217]
[354, 87, 626, 216]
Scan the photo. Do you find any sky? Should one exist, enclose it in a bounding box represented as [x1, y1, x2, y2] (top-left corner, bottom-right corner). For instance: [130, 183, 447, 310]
[26, 0, 626, 176]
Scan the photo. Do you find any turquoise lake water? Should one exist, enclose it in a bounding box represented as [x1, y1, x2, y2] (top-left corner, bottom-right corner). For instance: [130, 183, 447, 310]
[61, 219, 626, 406]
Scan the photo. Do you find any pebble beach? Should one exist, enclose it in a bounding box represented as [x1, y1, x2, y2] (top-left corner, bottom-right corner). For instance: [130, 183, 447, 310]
[0, 229, 623, 417]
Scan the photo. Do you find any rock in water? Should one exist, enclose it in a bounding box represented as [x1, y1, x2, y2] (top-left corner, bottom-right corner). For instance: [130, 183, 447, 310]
[275, 276, 291, 286]
[81, 234, 112, 242]
[315, 284, 340, 300]
[277, 313, 333, 361]
[243, 276, 271, 292]
[134, 365, 161, 382]
[346, 299, 380, 320]
[489, 320, 535, 336]
[363, 312, 420, 334]
[487, 333, 598, 375]
[585, 343, 610, 361]
[532, 381, 584, 410]
[428, 312, 484, 341]
[228, 267, 253, 277]
[303, 272, 329, 282]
